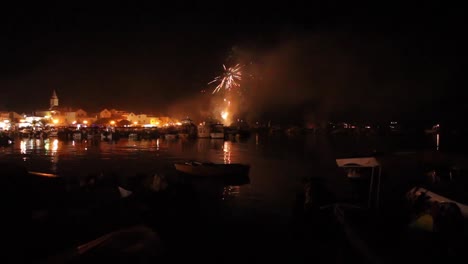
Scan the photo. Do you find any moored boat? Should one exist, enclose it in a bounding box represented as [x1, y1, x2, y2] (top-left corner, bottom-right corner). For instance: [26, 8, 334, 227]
[297, 157, 468, 264]
[197, 122, 211, 138]
[174, 161, 250, 177]
[407, 186, 468, 219]
[164, 133, 177, 140]
[210, 123, 224, 139]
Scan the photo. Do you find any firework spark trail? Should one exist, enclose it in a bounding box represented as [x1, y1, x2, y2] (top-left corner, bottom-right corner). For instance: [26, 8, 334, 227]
[209, 64, 242, 94]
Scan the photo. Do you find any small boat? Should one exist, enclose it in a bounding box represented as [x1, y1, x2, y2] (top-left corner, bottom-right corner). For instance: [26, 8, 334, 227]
[210, 123, 225, 139]
[165, 133, 177, 140]
[174, 161, 250, 177]
[42, 225, 162, 263]
[407, 186, 468, 219]
[197, 123, 211, 138]
[307, 158, 467, 263]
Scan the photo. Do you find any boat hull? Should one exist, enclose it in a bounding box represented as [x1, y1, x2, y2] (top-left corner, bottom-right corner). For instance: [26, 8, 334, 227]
[407, 187, 468, 219]
[210, 133, 224, 139]
[174, 162, 250, 177]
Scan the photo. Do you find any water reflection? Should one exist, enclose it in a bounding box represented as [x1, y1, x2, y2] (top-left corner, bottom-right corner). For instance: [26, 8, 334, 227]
[210, 139, 224, 150]
[223, 141, 231, 164]
[43, 138, 59, 154]
[4, 133, 460, 220]
[52, 139, 59, 153]
[50, 139, 59, 173]
[222, 186, 240, 200]
[197, 139, 210, 152]
[20, 140, 26, 154]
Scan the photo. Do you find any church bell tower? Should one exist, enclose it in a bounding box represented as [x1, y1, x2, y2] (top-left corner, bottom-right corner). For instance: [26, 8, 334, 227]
[50, 89, 59, 110]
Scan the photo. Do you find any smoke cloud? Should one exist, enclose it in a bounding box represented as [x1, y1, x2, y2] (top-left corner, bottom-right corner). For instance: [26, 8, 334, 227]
[225, 32, 450, 126]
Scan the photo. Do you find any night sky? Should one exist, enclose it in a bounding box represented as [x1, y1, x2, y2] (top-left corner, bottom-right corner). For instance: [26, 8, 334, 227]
[2, 3, 467, 124]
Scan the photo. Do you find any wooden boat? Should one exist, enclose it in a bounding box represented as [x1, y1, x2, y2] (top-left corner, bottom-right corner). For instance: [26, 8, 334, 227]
[174, 161, 250, 177]
[41, 225, 162, 263]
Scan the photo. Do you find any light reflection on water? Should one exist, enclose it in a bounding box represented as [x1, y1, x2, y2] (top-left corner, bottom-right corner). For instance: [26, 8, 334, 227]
[0, 132, 459, 219]
[20, 140, 26, 154]
[223, 141, 231, 164]
[1, 133, 455, 172]
[3, 135, 325, 215]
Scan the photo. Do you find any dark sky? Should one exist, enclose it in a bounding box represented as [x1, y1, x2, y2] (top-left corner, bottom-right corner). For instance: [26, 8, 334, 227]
[1, 3, 467, 124]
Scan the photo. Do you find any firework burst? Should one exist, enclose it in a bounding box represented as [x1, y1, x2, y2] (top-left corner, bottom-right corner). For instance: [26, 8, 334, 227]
[208, 64, 242, 94]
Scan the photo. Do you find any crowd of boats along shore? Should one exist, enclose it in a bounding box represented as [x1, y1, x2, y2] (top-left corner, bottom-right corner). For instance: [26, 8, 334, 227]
[3, 120, 309, 142]
[6, 121, 247, 142]
[3, 118, 461, 145]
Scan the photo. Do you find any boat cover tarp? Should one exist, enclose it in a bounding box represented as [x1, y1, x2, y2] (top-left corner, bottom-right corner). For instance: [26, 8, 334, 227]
[336, 157, 380, 168]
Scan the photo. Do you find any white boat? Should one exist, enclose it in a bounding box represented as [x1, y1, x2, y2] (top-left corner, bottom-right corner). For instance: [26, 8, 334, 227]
[197, 123, 211, 138]
[210, 123, 224, 139]
[174, 161, 250, 177]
